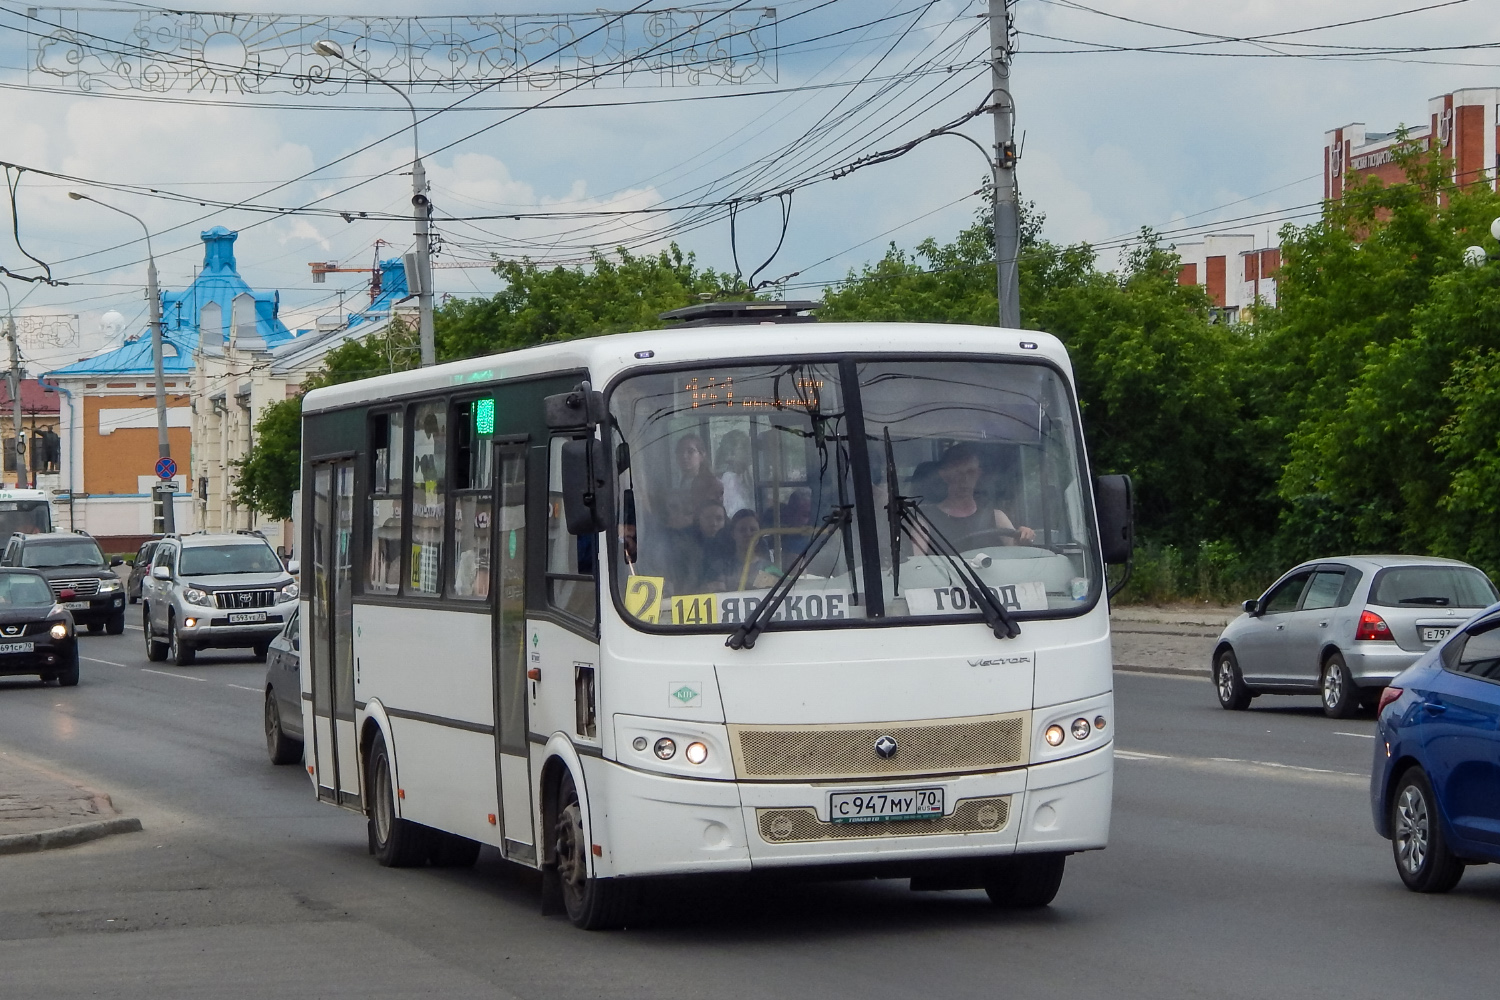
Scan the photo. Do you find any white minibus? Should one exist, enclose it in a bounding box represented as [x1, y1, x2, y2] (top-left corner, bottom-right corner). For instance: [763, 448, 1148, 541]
[298, 309, 1133, 928]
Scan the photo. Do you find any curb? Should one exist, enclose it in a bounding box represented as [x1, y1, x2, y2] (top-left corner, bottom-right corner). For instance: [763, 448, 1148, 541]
[1115, 663, 1209, 679]
[0, 816, 144, 856]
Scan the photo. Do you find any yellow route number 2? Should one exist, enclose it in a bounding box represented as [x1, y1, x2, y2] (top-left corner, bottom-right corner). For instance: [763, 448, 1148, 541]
[671, 594, 717, 626]
[623, 576, 665, 624]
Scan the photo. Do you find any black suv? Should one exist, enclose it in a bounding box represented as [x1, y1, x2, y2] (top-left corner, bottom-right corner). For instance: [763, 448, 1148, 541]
[1, 532, 126, 634]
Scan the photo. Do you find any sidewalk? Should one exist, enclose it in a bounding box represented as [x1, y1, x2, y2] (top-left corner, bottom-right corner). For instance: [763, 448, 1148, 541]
[0, 749, 141, 855]
[1111, 603, 1238, 677]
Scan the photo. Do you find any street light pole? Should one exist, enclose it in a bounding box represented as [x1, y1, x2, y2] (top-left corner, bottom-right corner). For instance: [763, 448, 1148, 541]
[67, 192, 174, 531]
[313, 39, 436, 367]
[0, 284, 25, 489]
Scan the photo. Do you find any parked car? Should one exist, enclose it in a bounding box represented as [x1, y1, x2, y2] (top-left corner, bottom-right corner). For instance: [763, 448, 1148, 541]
[264, 609, 302, 765]
[126, 538, 160, 604]
[0, 568, 79, 686]
[1213, 555, 1499, 718]
[0, 531, 127, 634]
[141, 532, 299, 666]
[1371, 603, 1500, 892]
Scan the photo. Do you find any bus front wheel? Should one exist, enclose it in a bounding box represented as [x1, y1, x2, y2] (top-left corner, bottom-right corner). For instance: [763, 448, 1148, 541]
[984, 852, 1066, 908]
[553, 768, 637, 930]
[367, 731, 427, 868]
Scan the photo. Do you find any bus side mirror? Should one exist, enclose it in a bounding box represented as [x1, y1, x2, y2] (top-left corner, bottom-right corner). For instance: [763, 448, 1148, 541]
[1094, 474, 1134, 565]
[545, 381, 605, 431]
[561, 438, 614, 535]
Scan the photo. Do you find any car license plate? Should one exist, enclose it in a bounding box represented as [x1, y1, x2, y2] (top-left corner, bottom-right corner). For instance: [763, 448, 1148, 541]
[228, 612, 267, 624]
[1422, 627, 1453, 643]
[62, 601, 89, 610]
[0, 641, 34, 653]
[829, 787, 944, 824]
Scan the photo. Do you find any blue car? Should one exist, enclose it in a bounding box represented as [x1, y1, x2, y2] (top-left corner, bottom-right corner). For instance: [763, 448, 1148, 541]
[1372, 600, 1500, 892]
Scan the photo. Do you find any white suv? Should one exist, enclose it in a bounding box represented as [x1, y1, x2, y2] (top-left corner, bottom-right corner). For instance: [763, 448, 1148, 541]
[141, 533, 299, 666]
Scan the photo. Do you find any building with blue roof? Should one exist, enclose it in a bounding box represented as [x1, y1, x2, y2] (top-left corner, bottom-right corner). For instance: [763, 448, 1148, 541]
[45, 227, 405, 549]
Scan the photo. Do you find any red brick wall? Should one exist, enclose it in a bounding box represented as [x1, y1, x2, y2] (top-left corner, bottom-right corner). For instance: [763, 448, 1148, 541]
[1457, 104, 1485, 186]
[1205, 256, 1227, 307]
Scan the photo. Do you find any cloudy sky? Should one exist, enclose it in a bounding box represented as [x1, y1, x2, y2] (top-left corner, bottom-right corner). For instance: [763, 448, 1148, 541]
[0, 0, 1491, 371]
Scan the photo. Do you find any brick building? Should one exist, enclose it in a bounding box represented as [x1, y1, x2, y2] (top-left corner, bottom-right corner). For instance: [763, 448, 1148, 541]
[1326, 87, 1500, 200]
[1174, 234, 1281, 322]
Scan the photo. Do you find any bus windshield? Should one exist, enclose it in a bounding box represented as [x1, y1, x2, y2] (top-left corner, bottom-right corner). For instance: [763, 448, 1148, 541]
[609, 358, 1098, 630]
[0, 500, 51, 536]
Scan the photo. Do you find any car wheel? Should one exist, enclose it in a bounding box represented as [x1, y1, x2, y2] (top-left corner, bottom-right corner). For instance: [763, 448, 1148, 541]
[168, 614, 196, 666]
[1321, 653, 1359, 719]
[85, 622, 103, 635]
[367, 730, 429, 868]
[984, 853, 1067, 908]
[264, 690, 303, 766]
[144, 608, 168, 662]
[105, 612, 125, 636]
[1214, 647, 1253, 710]
[253, 642, 270, 662]
[53, 646, 80, 687]
[554, 768, 638, 929]
[1391, 767, 1465, 893]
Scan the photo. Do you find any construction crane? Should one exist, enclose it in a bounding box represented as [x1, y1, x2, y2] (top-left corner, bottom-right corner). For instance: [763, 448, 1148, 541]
[309, 242, 497, 303]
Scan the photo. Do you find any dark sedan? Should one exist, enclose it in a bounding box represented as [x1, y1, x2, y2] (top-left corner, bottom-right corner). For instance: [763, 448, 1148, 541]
[0, 569, 80, 686]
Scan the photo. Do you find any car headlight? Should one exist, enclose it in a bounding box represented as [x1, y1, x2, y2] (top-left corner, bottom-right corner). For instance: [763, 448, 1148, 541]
[277, 582, 299, 602]
[97, 579, 122, 593]
[50, 622, 69, 640]
[183, 587, 215, 607]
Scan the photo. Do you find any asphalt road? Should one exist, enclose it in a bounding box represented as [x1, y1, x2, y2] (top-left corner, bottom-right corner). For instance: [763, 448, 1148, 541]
[1, 631, 1497, 1000]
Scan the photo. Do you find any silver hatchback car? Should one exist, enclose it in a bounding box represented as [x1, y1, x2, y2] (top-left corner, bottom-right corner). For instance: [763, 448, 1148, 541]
[1213, 555, 1499, 718]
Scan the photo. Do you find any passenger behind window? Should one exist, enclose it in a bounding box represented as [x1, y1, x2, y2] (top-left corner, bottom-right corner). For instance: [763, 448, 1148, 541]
[728, 508, 774, 589]
[916, 443, 1035, 552]
[715, 430, 754, 518]
[674, 433, 707, 489]
[695, 502, 734, 591]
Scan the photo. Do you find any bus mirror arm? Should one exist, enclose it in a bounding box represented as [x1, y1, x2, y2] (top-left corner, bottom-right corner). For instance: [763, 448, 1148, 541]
[560, 437, 614, 535]
[544, 381, 606, 431]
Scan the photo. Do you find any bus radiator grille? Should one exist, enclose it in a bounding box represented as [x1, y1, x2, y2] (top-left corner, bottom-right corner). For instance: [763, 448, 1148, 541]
[756, 797, 1011, 843]
[728, 713, 1029, 781]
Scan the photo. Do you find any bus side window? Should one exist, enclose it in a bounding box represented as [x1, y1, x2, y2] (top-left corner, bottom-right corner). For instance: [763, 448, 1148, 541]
[546, 436, 597, 626]
[365, 410, 404, 596]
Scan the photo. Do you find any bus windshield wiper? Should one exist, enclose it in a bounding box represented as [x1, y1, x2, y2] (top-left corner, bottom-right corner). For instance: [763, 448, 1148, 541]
[726, 505, 852, 651]
[890, 491, 1020, 641]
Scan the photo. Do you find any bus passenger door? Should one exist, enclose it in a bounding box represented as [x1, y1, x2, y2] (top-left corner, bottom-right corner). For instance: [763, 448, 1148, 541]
[492, 443, 535, 861]
[310, 460, 361, 809]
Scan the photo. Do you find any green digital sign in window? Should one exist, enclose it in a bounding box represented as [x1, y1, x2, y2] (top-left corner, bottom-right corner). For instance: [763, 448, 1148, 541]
[474, 397, 495, 436]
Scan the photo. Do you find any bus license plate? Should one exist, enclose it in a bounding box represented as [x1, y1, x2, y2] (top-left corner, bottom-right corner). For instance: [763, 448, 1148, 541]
[0, 641, 34, 653]
[62, 601, 89, 610]
[1422, 627, 1453, 643]
[229, 612, 267, 624]
[829, 787, 944, 824]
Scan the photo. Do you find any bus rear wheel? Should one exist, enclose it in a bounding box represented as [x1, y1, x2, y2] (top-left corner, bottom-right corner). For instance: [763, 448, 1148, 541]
[367, 731, 427, 868]
[553, 768, 637, 930]
[984, 852, 1066, 908]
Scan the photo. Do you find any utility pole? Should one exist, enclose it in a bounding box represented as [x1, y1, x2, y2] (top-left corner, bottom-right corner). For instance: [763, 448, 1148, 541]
[312, 39, 436, 367]
[67, 192, 174, 531]
[990, 0, 1020, 329]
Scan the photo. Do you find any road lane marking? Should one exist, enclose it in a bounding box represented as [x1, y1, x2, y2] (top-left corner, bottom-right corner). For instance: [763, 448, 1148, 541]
[226, 683, 260, 693]
[1334, 731, 1376, 739]
[140, 668, 206, 682]
[1116, 747, 1364, 786]
[82, 657, 126, 667]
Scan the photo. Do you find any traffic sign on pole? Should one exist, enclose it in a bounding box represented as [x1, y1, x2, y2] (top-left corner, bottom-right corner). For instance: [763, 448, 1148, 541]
[155, 457, 177, 480]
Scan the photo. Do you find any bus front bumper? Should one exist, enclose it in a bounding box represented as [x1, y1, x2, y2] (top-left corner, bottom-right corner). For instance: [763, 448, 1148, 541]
[584, 744, 1112, 879]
